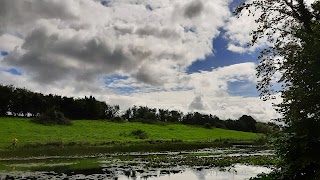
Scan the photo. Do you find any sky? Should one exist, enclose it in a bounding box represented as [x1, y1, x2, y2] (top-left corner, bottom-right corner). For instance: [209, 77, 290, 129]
[0, 0, 284, 122]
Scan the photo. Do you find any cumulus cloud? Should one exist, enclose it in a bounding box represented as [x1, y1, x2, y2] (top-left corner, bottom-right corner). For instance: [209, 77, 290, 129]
[105, 88, 281, 122]
[0, 0, 231, 86]
[0, 0, 281, 121]
[223, 5, 264, 53]
[102, 62, 280, 121]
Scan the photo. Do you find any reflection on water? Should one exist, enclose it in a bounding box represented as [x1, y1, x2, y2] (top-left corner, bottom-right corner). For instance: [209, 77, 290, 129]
[0, 165, 271, 180]
[118, 165, 271, 180]
[0, 147, 273, 179]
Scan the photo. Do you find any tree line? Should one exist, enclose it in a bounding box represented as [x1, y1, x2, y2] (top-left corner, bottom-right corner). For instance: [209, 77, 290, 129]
[0, 84, 278, 133]
[0, 84, 120, 120]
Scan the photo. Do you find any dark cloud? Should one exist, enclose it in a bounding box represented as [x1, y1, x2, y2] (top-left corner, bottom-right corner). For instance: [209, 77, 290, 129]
[133, 67, 163, 86]
[0, 0, 77, 29]
[146, 4, 153, 11]
[0, 0, 229, 88]
[4, 26, 137, 84]
[189, 96, 205, 110]
[135, 26, 180, 39]
[101, 0, 111, 7]
[0, 0, 10, 35]
[184, 1, 204, 19]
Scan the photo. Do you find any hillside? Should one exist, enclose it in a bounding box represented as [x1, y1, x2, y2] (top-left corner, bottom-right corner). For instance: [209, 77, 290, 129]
[0, 117, 260, 149]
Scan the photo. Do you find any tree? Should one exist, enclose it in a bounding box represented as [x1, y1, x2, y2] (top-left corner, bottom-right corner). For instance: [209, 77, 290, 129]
[236, 0, 320, 179]
[11, 87, 31, 116]
[255, 122, 279, 135]
[0, 84, 14, 116]
[83, 96, 104, 119]
[159, 109, 169, 122]
[168, 110, 183, 122]
[238, 115, 257, 132]
[104, 104, 120, 120]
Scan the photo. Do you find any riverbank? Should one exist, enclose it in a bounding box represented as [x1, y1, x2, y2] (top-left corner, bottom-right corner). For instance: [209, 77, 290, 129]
[0, 139, 270, 158]
[0, 117, 265, 158]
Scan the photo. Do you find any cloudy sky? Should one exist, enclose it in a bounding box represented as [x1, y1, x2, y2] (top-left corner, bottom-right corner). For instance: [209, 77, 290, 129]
[0, 0, 283, 122]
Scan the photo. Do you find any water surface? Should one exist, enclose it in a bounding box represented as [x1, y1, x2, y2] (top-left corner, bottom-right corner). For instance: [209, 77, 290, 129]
[0, 147, 273, 179]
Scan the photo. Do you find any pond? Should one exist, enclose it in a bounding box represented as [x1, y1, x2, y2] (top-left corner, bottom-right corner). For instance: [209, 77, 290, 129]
[0, 146, 274, 179]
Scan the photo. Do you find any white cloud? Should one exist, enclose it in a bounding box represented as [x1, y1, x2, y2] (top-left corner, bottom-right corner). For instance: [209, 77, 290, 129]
[105, 88, 281, 123]
[0, 0, 231, 85]
[224, 0, 315, 54]
[0, 0, 281, 122]
[102, 62, 279, 121]
[223, 4, 266, 53]
[0, 34, 23, 52]
[0, 59, 279, 121]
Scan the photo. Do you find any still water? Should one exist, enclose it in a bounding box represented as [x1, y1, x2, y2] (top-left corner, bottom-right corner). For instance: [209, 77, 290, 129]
[0, 147, 273, 179]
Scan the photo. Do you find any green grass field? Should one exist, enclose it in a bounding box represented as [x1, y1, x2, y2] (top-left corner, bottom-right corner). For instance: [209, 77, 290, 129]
[0, 117, 260, 149]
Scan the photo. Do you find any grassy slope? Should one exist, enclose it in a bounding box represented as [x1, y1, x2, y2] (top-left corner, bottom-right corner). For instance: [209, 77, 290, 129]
[0, 117, 260, 149]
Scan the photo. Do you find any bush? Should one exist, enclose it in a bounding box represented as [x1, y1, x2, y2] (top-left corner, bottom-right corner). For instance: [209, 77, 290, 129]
[130, 129, 149, 139]
[119, 129, 149, 139]
[110, 116, 125, 123]
[204, 123, 212, 129]
[32, 108, 72, 125]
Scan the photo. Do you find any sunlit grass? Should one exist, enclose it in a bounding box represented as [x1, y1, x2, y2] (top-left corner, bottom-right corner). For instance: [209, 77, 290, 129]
[0, 117, 260, 149]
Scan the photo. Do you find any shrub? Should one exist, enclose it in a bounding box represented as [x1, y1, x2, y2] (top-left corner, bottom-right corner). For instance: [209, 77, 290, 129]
[32, 108, 72, 125]
[204, 123, 212, 129]
[110, 116, 125, 123]
[130, 129, 148, 139]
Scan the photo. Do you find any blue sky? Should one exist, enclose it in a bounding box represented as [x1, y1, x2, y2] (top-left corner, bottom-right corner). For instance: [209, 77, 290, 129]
[187, 29, 260, 97]
[0, 51, 22, 75]
[0, 32, 261, 96]
[104, 0, 261, 97]
[1, 33, 260, 96]
[0, 0, 280, 121]
[101, 29, 261, 96]
[186, 30, 260, 73]
[0, 51, 8, 56]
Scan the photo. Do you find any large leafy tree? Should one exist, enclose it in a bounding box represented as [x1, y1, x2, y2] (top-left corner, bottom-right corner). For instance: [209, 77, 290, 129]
[236, 0, 320, 179]
[0, 84, 14, 116]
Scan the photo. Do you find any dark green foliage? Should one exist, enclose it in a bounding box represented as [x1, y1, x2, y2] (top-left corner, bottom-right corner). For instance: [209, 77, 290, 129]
[32, 108, 72, 125]
[0, 84, 121, 120]
[236, 0, 320, 179]
[224, 116, 257, 133]
[120, 129, 149, 139]
[120, 129, 148, 139]
[110, 116, 125, 122]
[255, 123, 273, 135]
[238, 115, 257, 132]
[0, 84, 13, 116]
[204, 123, 212, 129]
[124, 106, 158, 123]
[130, 129, 148, 139]
[255, 122, 280, 135]
[0, 84, 273, 133]
[104, 104, 120, 120]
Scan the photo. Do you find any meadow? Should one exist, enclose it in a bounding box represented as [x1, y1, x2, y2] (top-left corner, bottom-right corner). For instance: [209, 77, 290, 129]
[0, 117, 260, 148]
